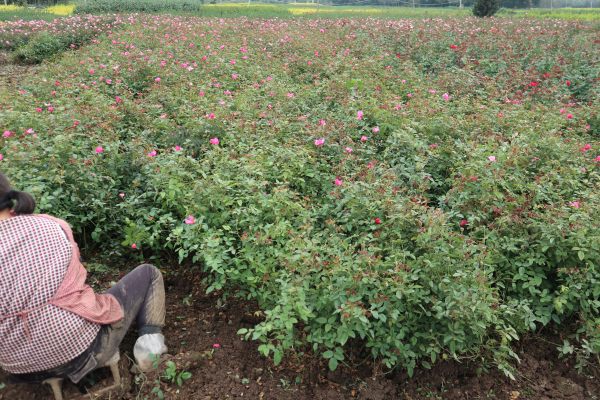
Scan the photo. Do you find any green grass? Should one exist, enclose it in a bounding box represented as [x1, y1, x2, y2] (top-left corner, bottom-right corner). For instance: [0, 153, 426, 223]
[0, 7, 61, 21]
[70, 1, 600, 20]
[72, 0, 472, 18]
[194, 3, 471, 18]
[1, 2, 599, 21]
[498, 7, 600, 20]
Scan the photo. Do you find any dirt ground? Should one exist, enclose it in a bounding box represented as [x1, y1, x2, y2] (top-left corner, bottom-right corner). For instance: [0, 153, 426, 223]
[1, 268, 599, 400]
[0, 51, 33, 89]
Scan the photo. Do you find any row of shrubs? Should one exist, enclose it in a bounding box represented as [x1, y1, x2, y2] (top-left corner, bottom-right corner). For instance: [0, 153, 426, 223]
[0, 15, 123, 63]
[74, 0, 205, 14]
[11, 31, 93, 63]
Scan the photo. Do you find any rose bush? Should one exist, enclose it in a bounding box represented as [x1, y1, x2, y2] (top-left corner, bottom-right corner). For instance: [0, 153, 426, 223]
[1, 15, 598, 376]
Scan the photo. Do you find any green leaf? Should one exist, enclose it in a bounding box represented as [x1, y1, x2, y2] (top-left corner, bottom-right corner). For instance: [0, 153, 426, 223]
[337, 327, 349, 345]
[328, 357, 338, 371]
[258, 344, 270, 357]
[273, 349, 283, 366]
[180, 372, 192, 380]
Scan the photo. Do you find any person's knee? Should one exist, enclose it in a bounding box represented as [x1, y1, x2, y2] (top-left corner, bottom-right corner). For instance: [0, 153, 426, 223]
[136, 263, 155, 271]
[135, 263, 161, 277]
[135, 264, 164, 287]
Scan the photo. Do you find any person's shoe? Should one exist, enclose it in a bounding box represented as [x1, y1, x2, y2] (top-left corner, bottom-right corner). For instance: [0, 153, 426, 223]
[133, 333, 168, 372]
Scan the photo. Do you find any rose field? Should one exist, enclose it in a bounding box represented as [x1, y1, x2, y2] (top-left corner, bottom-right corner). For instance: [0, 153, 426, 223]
[0, 8, 599, 400]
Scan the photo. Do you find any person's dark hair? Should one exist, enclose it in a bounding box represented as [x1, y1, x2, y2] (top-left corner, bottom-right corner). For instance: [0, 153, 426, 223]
[0, 173, 36, 215]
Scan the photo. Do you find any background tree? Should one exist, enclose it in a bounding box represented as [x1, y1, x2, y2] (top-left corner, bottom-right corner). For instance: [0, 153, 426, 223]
[473, 0, 500, 16]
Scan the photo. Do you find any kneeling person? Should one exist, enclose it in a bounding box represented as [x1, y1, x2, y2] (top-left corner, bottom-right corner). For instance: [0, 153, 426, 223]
[0, 172, 167, 384]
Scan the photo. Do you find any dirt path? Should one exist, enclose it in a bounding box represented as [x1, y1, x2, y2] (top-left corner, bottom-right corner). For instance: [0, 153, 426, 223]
[0, 51, 34, 90]
[1, 268, 599, 400]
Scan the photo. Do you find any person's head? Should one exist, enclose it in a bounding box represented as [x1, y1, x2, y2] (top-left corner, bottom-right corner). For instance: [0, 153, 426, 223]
[0, 173, 35, 215]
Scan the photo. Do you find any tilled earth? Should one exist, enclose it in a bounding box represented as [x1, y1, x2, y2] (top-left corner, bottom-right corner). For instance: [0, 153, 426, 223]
[1, 268, 599, 400]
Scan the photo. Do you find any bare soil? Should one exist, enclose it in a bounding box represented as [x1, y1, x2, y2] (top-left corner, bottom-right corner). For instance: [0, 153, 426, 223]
[0, 51, 33, 89]
[1, 268, 599, 400]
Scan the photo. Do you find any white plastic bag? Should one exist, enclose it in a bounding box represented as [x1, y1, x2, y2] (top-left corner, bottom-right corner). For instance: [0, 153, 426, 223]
[133, 333, 168, 372]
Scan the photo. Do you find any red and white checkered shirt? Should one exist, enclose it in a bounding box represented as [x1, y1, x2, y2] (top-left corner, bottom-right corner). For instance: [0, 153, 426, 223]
[0, 215, 101, 374]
